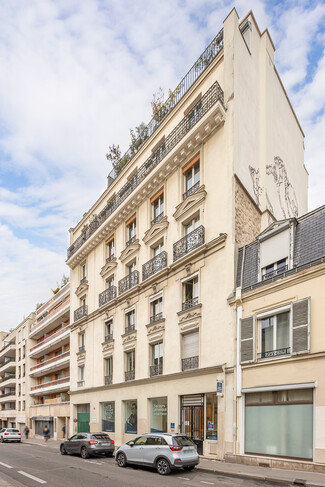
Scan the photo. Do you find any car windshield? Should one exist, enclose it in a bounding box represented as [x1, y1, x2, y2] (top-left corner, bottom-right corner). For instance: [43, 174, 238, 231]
[172, 436, 194, 446]
[92, 434, 109, 440]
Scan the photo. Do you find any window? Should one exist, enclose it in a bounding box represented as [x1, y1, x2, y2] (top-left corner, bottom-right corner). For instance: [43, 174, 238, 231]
[18, 330, 21, 343]
[151, 189, 164, 225]
[259, 311, 290, 359]
[128, 261, 136, 274]
[150, 296, 163, 323]
[22, 400, 25, 411]
[126, 214, 136, 245]
[184, 215, 200, 235]
[18, 349, 21, 361]
[152, 241, 164, 256]
[106, 275, 114, 289]
[23, 327, 26, 340]
[150, 342, 163, 376]
[22, 345, 25, 359]
[105, 319, 113, 341]
[206, 393, 218, 440]
[79, 333, 85, 352]
[183, 155, 200, 199]
[263, 258, 287, 280]
[79, 365, 85, 380]
[23, 364, 25, 377]
[125, 400, 137, 434]
[106, 235, 115, 262]
[182, 332, 199, 371]
[150, 397, 167, 433]
[182, 275, 199, 310]
[104, 357, 113, 384]
[125, 351, 135, 381]
[81, 262, 87, 282]
[102, 402, 115, 432]
[125, 309, 135, 333]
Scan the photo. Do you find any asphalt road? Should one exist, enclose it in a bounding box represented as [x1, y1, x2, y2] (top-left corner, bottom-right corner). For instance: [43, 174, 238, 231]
[0, 441, 287, 487]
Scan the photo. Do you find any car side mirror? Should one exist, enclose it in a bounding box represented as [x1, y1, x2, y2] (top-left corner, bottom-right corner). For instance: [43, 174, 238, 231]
[129, 441, 135, 447]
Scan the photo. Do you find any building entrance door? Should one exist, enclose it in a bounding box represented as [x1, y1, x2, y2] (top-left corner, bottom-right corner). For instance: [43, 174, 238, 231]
[77, 404, 90, 433]
[180, 394, 204, 455]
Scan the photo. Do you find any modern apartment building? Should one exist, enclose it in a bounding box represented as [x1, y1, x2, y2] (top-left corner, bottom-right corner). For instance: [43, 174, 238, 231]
[233, 205, 325, 467]
[0, 314, 34, 432]
[66, 9, 308, 458]
[28, 283, 70, 440]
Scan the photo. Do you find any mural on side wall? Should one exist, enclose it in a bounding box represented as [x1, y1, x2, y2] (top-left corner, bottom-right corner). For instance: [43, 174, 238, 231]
[266, 156, 298, 219]
[249, 165, 262, 206]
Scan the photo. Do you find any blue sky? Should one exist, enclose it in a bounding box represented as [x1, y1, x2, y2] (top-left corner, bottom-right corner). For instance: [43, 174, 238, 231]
[0, 0, 325, 331]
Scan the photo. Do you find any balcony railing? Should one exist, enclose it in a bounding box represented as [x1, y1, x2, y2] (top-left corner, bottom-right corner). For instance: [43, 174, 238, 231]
[182, 356, 199, 371]
[150, 362, 163, 377]
[74, 304, 88, 322]
[105, 375, 112, 385]
[78, 346, 85, 353]
[182, 297, 199, 310]
[31, 377, 70, 391]
[0, 342, 14, 354]
[125, 324, 135, 334]
[118, 271, 139, 295]
[31, 299, 70, 332]
[0, 374, 15, 383]
[151, 212, 164, 226]
[142, 251, 167, 281]
[68, 79, 224, 260]
[183, 181, 200, 200]
[99, 286, 117, 307]
[173, 226, 205, 262]
[105, 29, 224, 188]
[0, 392, 15, 398]
[30, 326, 70, 352]
[77, 380, 84, 387]
[258, 347, 291, 360]
[105, 333, 113, 342]
[263, 265, 288, 281]
[126, 235, 137, 246]
[30, 352, 70, 372]
[125, 370, 135, 382]
[106, 254, 115, 263]
[80, 277, 87, 285]
[150, 313, 163, 324]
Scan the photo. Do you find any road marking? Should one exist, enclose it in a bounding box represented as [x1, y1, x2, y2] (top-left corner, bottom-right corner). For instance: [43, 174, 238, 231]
[0, 462, 13, 469]
[200, 482, 215, 485]
[18, 471, 47, 484]
[177, 477, 190, 480]
[84, 460, 104, 465]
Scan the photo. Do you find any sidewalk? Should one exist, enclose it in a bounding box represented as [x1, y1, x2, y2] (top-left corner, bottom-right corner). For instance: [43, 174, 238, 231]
[22, 439, 325, 486]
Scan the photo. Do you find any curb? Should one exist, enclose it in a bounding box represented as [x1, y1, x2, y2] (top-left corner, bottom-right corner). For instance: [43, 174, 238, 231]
[196, 465, 293, 485]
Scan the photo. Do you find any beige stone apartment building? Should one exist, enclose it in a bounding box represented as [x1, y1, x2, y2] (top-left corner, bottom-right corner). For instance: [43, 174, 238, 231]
[66, 9, 308, 458]
[233, 206, 325, 467]
[28, 283, 70, 440]
[0, 314, 34, 432]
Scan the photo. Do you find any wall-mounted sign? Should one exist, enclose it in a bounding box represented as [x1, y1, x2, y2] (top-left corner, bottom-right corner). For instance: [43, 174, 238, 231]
[73, 419, 77, 423]
[216, 378, 223, 397]
[170, 422, 175, 429]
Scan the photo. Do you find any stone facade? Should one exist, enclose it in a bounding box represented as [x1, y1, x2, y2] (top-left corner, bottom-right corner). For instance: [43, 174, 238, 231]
[235, 178, 261, 246]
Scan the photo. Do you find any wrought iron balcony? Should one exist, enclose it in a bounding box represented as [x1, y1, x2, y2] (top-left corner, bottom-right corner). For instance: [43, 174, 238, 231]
[118, 270, 139, 295]
[99, 286, 117, 307]
[78, 346, 85, 353]
[68, 78, 224, 260]
[0, 374, 15, 384]
[74, 305, 88, 322]
[106, 254, 115, 263]
[258, 347, 291, 360]
[183, 181, 200, 200]
[150, 313, 163, 324]
[182, 356, 199, 371]
[182, 297, 199, 310]
[150, 362, 163, 377]
[105, 375, 112, 385]
[142, 251, 167, 281]
[126, 235, 137, 246]
[262, 265, 288, 281]
[80, 277, 87, 285]
[125, 370, 135, 382]
[151, 212, 164, 226]
[125, 324, 135, 334]
[173, 226, 205, 262]
[105, 334, 113, 342]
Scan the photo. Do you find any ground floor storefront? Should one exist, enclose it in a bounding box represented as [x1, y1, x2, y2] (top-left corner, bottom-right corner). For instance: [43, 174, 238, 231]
[70, 367, 234, 458]
[29, 402, 70, 440]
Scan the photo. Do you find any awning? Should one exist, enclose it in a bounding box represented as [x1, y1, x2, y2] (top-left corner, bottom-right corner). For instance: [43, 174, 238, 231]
[30, 416, 54, 421]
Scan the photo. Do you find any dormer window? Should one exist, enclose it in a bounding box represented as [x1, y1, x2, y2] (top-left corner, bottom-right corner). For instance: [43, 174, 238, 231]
[263, 258, 287, 280]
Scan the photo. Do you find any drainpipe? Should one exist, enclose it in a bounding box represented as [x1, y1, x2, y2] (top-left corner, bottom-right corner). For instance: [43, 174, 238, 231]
[235, 287, 242, 455]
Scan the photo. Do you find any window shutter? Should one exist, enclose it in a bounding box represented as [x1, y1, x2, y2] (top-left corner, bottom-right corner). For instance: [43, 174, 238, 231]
[292, 298, 310, 355]
[240, 316, 255, 364]
[183, 332, 199, 359]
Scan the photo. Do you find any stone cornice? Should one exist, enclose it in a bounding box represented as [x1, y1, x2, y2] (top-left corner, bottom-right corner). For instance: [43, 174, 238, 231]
[67, 101, 226, 269]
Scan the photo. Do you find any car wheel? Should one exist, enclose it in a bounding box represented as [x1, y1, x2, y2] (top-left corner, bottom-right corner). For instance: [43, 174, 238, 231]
[60, 445, 67, 455]
[156, 458, 171, 475]
[80, 446, 90, 459]
[116, 452, 127, 468]
[105, 452, 113, 457]
[184, 466, 195, 471]
[1, 437, 4, 443]
[18, 440, 21, 443]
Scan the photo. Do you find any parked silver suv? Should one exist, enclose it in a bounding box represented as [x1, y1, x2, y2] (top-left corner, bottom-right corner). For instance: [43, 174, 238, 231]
[115, 433, 199, 475]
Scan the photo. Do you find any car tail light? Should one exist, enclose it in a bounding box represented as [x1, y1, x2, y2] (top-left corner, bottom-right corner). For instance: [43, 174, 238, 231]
[18, 433, 21, 435]
[110, 440, 114, 445]
[4, 433, 9, 436]
[169, 445, 183, 452]
[88, 440, 98, 445]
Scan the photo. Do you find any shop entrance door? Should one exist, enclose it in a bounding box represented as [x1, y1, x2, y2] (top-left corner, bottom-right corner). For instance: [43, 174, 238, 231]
[180, 394, 204, 455]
